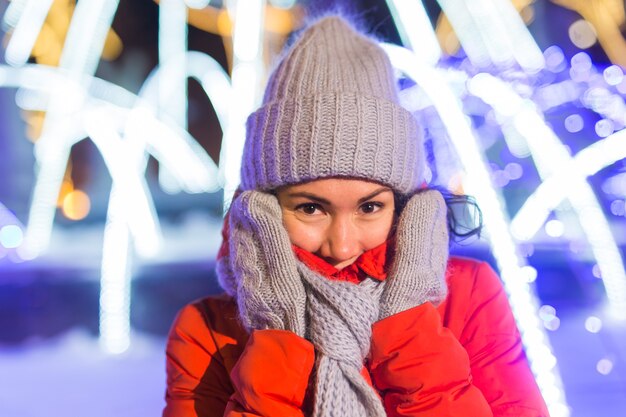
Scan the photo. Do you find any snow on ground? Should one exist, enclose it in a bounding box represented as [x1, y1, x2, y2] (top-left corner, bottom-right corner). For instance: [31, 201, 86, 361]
[0, 330, 167, 417]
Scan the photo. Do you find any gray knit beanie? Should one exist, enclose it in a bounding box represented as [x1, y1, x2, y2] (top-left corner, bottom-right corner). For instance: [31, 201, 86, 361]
[240, 15, 425, 193]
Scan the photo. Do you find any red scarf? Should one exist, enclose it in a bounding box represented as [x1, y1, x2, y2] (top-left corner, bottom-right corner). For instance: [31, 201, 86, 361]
[218, 210, 391, 285]
[293, 241, 390, 284]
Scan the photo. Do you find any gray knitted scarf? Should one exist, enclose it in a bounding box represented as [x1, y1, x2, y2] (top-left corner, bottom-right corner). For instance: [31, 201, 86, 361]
[298, 265, 386, 417]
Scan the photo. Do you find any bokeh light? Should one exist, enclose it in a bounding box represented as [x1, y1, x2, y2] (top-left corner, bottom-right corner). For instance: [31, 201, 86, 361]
[61, 190, 91, 221]
[610, 200, 625, 216]
[504, 162, 523, 180]
[596, 358, 614, 375]
[595, 119, 615, 138]
[603, 65, 624, 86]
[568, 19, 597, 49]
[0, 224, 24, 249]
[585, 316, 603, 333]
[545, 219, 565, 238]
[564, 114, 584, 133]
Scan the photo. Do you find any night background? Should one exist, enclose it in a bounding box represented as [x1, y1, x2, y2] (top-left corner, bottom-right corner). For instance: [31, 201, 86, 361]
[1, 0, 626, 416]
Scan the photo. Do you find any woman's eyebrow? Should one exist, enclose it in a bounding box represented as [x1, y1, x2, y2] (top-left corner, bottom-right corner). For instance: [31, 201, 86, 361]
[357, 187, 392, 204]
[287, 192, 331, 205]
[287, 187, 391, 205]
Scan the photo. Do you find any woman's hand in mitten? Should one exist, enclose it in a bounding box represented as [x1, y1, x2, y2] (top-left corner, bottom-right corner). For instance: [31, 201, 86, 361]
[378, 189, 449, 320]
[228, 190, 307, 336]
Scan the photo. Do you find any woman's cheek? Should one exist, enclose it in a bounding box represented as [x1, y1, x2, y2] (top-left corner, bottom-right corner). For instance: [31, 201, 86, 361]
[359, 212, 395, 248]
[282, 213, 324, 253]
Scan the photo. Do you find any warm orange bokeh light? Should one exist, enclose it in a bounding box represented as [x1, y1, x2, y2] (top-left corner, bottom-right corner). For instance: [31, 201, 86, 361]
[62, 189, 91, 220]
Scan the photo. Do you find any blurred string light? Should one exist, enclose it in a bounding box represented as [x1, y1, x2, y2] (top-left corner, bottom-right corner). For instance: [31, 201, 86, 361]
[268, 0, 296, 8]
[382, 43, 569, 417]
[603, 172, 626, 197]
[510, 130, 626, 315]
[1, 0, 236, 352]
[0, 63, 224, 352]
[219, 0, 266, 209]
[552, 0, 626, 68]
[158, 0, 189, 193]
[0, 203, 25, 260]
[385, 0, 441, 65]
[436, 0, 544, 71]
[16, 0, 120, 260]
[184, 0, 211, 7]
[535, 50, 626, 132]
[469, 74, 626, 318]
[3, 0, 55, 66]
[156, 0, 218, 193]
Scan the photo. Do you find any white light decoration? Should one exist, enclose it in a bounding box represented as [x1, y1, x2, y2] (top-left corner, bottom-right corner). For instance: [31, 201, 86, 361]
[219, 0, 266, 209]
[436, 0, 490, 66]
[2, 0, 28, 27]
[386, 0, 441, 65]
[469, 74, 626, 318]
[22, 0, 120, 259]
[158, 0, 188, 193]
[1, 0, 241, 352]
[381, 43, 569, 417]
[437, 0, 544, 71]
[510, 130, 626, 314]
[3, 0, 55, 67]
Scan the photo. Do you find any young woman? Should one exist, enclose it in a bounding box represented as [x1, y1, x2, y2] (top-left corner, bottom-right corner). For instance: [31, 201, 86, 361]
[163, 15, 550, 417]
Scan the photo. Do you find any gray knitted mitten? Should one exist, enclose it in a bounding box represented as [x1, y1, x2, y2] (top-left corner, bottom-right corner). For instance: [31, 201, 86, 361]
[228, 190, 307, 336]
[379, 189, 449, 320]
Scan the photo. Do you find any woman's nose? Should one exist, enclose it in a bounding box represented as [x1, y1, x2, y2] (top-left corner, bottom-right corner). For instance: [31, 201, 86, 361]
[325, 216, 361, 265]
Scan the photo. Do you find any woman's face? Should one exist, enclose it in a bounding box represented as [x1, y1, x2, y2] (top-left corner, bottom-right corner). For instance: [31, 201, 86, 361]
[276, 178, 396, 270]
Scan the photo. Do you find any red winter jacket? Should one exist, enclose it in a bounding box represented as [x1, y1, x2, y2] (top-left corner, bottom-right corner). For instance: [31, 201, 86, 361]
[163, 248, 549, 417]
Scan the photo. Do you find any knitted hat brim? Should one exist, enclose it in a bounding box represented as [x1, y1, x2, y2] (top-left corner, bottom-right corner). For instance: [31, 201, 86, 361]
[241, 92, 424, 194]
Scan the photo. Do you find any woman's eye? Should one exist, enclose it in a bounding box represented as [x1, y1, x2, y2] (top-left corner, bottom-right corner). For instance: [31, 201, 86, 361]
[296, 203, 322, 215]
[360, 202, 382, 214]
